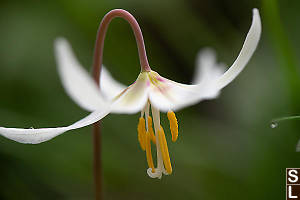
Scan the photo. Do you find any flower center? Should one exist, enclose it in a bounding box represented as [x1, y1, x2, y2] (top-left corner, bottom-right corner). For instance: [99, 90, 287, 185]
[137, 102, 179, 179]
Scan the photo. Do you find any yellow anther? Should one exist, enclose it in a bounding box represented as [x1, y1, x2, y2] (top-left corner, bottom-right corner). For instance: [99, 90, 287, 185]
[137, 117, 146, 151]
[167, 110, 178, 142]
[147, 116, 156, 144]
[145, 131, 155, 173]
[158, 125, 172, 175]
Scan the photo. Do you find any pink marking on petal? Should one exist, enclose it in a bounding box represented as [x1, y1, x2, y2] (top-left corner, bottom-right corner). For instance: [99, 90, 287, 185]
[156, 76, 165, 82]
[146, 80, 150, 86]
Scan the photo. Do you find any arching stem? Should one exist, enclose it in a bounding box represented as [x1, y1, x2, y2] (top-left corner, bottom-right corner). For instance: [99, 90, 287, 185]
[93, 9, 150, 83]
[91, 9, 151, 200]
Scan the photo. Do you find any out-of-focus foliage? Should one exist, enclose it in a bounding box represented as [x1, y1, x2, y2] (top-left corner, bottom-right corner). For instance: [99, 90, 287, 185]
[0, 0, 299, 199]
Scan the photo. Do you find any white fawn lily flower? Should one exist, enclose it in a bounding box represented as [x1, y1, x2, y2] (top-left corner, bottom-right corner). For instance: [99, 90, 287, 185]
[55, 9, 261, 178]
[0, 9, 261, 179]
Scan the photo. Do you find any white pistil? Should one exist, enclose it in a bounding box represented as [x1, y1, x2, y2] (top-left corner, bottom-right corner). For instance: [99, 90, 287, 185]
[147, 105, 165, 179]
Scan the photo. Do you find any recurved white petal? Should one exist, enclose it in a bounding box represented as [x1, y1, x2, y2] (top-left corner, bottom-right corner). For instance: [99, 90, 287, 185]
[55, 38, 108, 111]
[100, 67, 127, 100]
[192, 48, 226, 84]
[0, 108, 110, 144]
[216, 8, 261, 89]
[111, 72, 149, 114]
[148, 71, 220, 112]
[149, 9, 260, 112]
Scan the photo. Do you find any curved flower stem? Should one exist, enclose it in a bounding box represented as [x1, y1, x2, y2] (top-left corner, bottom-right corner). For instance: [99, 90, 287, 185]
[93, 9, 151, 82]
[91, 9, 150, 200]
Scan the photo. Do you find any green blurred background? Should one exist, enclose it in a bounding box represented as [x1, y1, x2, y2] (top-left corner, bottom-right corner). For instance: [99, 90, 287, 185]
[0, 0, 300, 199]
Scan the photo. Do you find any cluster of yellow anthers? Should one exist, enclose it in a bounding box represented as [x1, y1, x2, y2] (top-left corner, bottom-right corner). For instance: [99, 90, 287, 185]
[137, 110, 178, 176]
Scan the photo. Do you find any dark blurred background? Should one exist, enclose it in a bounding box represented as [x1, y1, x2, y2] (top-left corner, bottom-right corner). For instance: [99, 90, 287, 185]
[0, 0, 300, 199]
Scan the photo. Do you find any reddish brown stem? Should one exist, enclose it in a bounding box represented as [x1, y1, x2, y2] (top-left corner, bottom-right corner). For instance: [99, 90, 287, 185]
[93, 9, 151, 83]
[91, 9, 150, 200]
[92, 122, 102, 200]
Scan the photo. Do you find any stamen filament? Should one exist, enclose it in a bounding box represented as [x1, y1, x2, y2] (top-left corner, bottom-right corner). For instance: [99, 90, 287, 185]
[158, 125, 172, 174]
[145, 131, 155, 173]
[137, 117, 146, 151]
[147, 116, 156, 144]
[167, 110, 178, 142]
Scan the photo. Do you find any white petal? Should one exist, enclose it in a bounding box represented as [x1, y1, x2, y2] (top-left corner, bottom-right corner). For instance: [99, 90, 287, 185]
[149, 9, 261, 112]
[216, 8, 262, 89]
[55, 38, 109, 111]
[0, 108, 110, 144]
[100, 67, 127, 100]
[192, 48, 226, 84]
[111, 72, 149, 114]
[148, 72, 219, 112]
